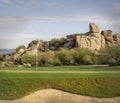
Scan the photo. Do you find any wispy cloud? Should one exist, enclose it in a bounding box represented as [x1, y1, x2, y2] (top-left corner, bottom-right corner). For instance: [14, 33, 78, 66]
[0, 0, 12, 5]
[0, 16, 120, 26]
[0, 15, 120, 39]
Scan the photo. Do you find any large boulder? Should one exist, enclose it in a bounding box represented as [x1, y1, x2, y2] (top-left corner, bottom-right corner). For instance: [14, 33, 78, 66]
[89, 23, 100, 33]
[101, 30, 113, 43]
[76, 33, 105, 51]
[27, 40, 43, 50]
[113, 34, 120, 42]
[3, 54, 14, 63]
[13, 48, 25, 59]
[23, 40, 43, 55]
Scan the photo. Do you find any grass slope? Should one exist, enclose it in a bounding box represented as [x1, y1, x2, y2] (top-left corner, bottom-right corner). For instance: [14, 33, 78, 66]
[0, 65, 120, 100]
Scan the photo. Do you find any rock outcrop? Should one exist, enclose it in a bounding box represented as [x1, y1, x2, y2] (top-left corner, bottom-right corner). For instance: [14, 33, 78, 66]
[13, 48, 25, 59]
[2, 23, 120, 64]
[76, 33, 105, 51]
[113, 34, 120, 42]
[75, 23, 105, 51]
[89, 23, 100, 33]
[101, 30, 113, 44]
[24, 40, 43, 55]
[75, 23, 120, 51]
[12, 23, 118, 53]
[27, 40, 42, 50]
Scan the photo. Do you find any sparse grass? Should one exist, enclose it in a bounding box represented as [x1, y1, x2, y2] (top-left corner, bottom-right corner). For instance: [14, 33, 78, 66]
[0, 65, 120, 100]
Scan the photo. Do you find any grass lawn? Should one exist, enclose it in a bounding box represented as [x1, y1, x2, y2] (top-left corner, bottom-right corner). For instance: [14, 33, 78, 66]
[0, 65, 120, 100]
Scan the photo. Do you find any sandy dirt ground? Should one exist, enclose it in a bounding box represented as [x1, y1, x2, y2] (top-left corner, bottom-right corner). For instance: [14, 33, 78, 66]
[0, 89, 120, 103]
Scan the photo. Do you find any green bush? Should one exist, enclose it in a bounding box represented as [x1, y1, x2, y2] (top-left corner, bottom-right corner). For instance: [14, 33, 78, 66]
[16, 45, 25, 52]
[99, 44, 120, 65]
[38, 48, 97, 66]
[71, 48, 94, 65]
[20, 54, 36, 66]
[39, 51, 55, 65]
[55, 48, 74, 65]
[50, 37, 67, 47]
[14, 46, 105, 66]
[38, 51, 58, 66]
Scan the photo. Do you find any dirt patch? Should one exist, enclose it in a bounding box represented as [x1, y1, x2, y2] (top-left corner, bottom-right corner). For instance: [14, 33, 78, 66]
[0, 89, 120, 103]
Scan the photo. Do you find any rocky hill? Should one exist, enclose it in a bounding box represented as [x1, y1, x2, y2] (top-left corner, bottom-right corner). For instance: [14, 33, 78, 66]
[2, 23, 120, 63]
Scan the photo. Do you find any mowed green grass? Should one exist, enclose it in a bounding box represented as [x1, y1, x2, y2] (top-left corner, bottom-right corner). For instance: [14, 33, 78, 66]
[0, 65, 120, 71]
[0, 65, 120, 100]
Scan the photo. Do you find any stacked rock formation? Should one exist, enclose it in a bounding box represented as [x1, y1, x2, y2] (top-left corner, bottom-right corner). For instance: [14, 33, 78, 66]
[76, 23, 105, 51]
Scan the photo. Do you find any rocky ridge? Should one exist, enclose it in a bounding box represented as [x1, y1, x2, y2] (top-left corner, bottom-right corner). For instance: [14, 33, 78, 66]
[2, 23, 120, 64]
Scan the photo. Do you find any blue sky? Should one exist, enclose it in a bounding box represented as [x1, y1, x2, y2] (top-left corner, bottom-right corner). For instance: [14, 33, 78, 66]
[0, 0, 120, 48]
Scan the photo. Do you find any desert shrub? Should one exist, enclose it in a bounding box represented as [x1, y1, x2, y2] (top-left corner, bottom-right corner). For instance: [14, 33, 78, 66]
[39, 51, 55, 65]
[71, 48, 94, 65]
[20, 54, 36, 66]
[52, 57, 62, 66]
[37, 48, 96, 66]
[50, 38, 59, 46]
[55, 48, 74, 65]
[59, 37, 67, 45]
[16, 45, 26, 52]
[50, 37, 67, 47]
[99, 44, 120, 65]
